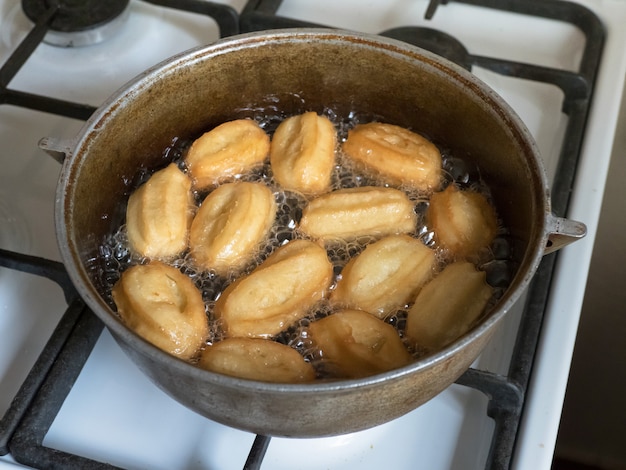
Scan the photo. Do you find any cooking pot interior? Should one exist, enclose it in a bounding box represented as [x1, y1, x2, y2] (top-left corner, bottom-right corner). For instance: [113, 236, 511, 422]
[64, 32, 546, 310]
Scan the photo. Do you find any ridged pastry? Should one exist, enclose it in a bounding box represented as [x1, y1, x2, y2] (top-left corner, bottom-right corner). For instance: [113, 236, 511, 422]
[185, 119, 270, 190]
[112, 261, 209, 360]
[342, 122, 442, 192]
[332, 234, 435, 319]
[189, 182, 277, 275]
[270, 112, 336, 195]
[214, 239, 333, 338]
[426, 184, 498, 258]
[298, 186, 417, 241]
[125, 163, 193, 259]
[405, 261, 494, 351]
[198, 338, 315, 383]
[308, 308, 412, 379]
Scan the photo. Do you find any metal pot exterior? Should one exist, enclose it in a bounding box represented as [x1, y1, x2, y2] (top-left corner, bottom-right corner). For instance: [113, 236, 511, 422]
[56, 30, 554, 437]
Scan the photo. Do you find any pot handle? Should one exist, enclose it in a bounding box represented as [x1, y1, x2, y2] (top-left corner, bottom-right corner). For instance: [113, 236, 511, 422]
[544, 214, 587, 255]
[38, 136, 74, 164]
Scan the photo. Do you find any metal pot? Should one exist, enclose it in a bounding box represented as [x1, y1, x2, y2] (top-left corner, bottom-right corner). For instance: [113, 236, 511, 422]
[47, 29, 585, 438]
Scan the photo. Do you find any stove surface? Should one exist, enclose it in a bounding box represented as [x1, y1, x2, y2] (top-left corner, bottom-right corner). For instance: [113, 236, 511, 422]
[1, 1, 625, 469]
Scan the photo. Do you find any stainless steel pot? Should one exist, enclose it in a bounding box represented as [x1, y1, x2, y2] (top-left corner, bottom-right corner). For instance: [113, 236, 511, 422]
[47, 29, 585, 437]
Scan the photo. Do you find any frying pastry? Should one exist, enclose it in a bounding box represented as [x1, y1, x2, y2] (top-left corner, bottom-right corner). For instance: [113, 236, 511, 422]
[308, 308, 412, 379]
[426, 184, 498, 258]
[342, 122, 442, 192]
[298, 186, 417, 241]
[270, 111, 336, 196]
[112, 261, 209, 360]
[185, 119, 270, 190]
[198, 338, 315, 383]
[189, 182, 277, 275]
[125, 163, 193, 259]
[405, 261, 494, 351]
[332, 234, 435, 319]
[214, 239, 334, 338]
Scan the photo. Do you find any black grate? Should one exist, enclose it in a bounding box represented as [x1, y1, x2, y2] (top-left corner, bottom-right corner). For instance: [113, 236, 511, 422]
[0, 1, 605, 469]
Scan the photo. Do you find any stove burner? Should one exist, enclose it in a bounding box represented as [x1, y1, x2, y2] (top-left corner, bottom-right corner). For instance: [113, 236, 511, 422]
[21, 0, 130, 47]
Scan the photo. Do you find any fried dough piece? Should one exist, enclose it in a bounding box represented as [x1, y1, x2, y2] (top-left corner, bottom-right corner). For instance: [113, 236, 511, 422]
[125, 163, 193, 260]
[189, 182, 277, 275]
[298, 186, 417, 241]
[308, 309, 412, 379]
[214, 239, 333, 338]
[185, 119, 270, 189]
[427, 184, 498, 258]
[406, 261, 494, 351]
[270, 112, 336, 196]
[198, 338, 315, 383]
[342, 122, 442, 192]
[332, 235, 435, 319]
[112, 261, 209, 360]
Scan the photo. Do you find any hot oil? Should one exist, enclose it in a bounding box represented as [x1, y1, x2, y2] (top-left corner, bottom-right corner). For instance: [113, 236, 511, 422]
[98, 107, 514, 378]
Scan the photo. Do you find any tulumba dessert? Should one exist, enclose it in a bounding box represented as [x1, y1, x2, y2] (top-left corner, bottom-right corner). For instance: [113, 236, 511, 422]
[426, 183, 498, 259]
[111, 261, 209, 361]
[198, 337, 315, 383]
[307, 308, 413, 379]
[270, 111, 336, 196]
[125, 163, 193, 260]
[342, 121, 442, 192]
[405, 261, 494, 351]
[298, 186, 417, 241]
[189, 181, 277, 275]
[184, 119, 270, 190]
[331, 234, 435, 319]
[214, 239, 334, 339]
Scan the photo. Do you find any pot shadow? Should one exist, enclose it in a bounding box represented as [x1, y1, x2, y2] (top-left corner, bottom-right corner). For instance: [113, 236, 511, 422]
[446, 382, 495, 470]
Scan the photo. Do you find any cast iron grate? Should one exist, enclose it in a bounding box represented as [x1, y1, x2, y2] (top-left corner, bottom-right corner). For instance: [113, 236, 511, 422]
[0, 0, 604, 469]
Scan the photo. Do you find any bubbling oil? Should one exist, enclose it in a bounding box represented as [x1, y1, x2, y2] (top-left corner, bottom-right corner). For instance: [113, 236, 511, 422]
[98, 107, 514, 378]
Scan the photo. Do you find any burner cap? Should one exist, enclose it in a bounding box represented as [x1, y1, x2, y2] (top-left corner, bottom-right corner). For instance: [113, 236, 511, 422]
[22, 0, 131, 47]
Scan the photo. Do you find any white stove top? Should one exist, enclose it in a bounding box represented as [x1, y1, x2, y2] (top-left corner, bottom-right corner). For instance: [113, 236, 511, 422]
[1, 1, 625, 469]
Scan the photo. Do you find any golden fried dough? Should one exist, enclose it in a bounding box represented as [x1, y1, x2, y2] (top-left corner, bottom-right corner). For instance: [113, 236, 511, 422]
[298, 186, 417, 241]
[185, 119, 270, 189]
[270, 112, 336, 196]
[198, 338, 315, 383]
[125, 163, 193, 259]
[214, 239, 333, 338]
[406, 261, 494, 351]
[332, 235, 435, 319]
[189, 182, 277, 275]
[308, 309, 412, 379]
[427, 184, 498, 258]
[112, 261, 209, 360]
[342, 122, 442, 192]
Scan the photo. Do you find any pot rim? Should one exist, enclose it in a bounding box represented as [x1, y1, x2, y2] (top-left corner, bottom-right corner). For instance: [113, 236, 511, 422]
[55, 28, 550, 393]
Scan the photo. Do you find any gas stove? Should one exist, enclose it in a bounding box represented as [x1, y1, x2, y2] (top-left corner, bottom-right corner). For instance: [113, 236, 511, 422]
[1, 1, 625, 469]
